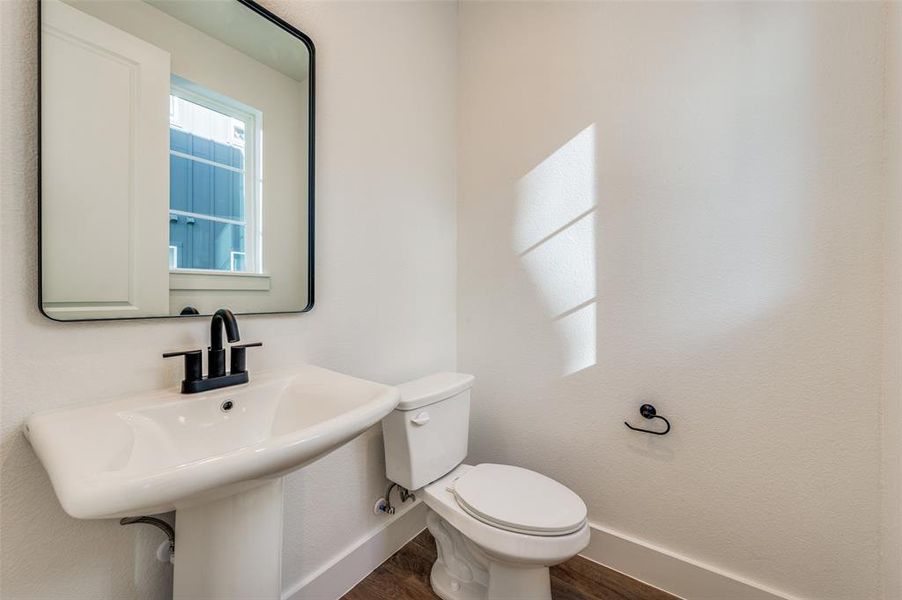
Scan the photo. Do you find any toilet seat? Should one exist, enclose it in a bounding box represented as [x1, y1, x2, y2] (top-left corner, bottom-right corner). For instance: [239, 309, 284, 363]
[450, 463, 587, 537]
[423, 464, 590, 567]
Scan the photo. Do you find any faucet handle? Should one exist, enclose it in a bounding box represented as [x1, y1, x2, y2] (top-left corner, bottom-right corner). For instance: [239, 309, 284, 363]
[230, 342, 262, 375]
[163, 349, 203, 384]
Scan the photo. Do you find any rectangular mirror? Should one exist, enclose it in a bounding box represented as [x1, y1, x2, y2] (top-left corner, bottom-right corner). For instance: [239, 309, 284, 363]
[39, 0, 314, 320]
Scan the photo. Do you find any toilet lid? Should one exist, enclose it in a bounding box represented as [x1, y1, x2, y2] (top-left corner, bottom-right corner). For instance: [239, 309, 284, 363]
[451, 464, 587, 536]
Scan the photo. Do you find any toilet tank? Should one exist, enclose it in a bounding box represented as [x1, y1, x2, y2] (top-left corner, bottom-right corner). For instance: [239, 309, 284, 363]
[382, 372, 475, 490]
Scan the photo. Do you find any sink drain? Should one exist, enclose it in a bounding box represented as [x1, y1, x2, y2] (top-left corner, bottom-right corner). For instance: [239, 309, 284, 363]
[221, 400, 235, 412]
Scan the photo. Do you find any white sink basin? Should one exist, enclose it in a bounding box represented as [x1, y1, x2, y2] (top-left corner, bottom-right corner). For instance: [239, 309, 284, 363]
[25, 365, 400, 519]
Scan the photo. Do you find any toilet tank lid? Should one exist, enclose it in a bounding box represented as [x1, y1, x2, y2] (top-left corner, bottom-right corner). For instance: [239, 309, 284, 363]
[396, 372, 475, 410]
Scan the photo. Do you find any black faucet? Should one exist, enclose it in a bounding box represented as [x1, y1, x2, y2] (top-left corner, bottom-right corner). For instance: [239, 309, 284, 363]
[209, 308, 241, 378]
[163, 308, 262, 394]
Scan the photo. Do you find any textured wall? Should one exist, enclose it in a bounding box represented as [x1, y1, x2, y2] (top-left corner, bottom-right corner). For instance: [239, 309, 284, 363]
[457, 2, 885, 598]
[884, 3, 902, 598]
[0, 1, 457, 598]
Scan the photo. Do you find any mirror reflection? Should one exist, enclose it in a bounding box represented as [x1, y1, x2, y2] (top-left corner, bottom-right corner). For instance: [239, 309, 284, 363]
[40, 0, 313, 320]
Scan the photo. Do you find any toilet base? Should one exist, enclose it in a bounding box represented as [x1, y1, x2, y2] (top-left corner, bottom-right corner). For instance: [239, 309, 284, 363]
[486, 562, 551, 600]
[431, 561, 486, 600]
[426, 509, 552, 600]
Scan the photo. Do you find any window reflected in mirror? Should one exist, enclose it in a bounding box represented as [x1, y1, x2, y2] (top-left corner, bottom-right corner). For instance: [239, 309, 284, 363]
[168, 80, 261, 275]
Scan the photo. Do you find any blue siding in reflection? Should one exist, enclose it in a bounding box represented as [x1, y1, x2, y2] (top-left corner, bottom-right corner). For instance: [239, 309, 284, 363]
[169, 129, 246, 271]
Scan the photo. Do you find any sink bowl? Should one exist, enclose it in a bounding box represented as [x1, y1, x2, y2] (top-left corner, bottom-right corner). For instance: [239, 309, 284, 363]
[25, 365, 400, 519]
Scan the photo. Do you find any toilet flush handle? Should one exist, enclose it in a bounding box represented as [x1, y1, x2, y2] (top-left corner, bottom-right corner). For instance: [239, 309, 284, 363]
[411, 412, 430, 426]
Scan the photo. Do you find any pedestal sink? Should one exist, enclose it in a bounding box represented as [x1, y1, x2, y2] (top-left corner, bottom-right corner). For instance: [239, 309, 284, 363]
[24, 365, 400, 600]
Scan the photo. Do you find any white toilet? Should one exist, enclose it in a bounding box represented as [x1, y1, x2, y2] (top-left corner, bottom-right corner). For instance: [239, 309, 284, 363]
[382, 372, 590, 600]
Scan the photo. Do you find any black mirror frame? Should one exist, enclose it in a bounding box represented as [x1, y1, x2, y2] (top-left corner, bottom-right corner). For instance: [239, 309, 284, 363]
[37, 0, 315, 322]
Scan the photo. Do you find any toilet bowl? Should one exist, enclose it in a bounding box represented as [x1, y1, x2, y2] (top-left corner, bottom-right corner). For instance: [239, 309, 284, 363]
[382, 373, 590, 600]
[423, 464, 589, 600]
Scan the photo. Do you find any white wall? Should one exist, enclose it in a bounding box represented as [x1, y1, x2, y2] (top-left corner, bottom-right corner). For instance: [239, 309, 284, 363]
[458, 2, 886, 599]
[884, 2, 902, 598]
[0, 0, 457, 598]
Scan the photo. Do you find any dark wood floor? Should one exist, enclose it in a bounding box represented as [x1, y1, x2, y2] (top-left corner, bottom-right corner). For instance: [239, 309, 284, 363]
[342, 530, 677, 600]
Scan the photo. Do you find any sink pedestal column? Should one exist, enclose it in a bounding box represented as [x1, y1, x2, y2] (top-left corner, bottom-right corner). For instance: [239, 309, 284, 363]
[173, 479, 284, 600]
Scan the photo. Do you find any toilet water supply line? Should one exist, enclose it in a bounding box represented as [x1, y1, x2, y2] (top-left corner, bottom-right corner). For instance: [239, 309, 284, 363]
[120, 516, 175, 563]
[377, 483, 415, 515]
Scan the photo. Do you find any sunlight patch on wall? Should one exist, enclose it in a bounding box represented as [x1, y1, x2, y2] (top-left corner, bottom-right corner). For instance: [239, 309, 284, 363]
[515, 125, 597, 253]
[553, 301, 597, 375]
[520, 213, 595, 316]
[515, 125, 597, 376]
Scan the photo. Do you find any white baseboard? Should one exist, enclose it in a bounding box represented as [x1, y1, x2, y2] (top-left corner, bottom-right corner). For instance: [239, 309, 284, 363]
[282, 501, 427, 600]
[281, 508, 797, 600]
[581, 522, 799, 600]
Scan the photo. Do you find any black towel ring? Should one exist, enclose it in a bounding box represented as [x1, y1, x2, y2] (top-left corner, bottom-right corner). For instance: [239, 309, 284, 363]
[624, 404, 671, 436]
